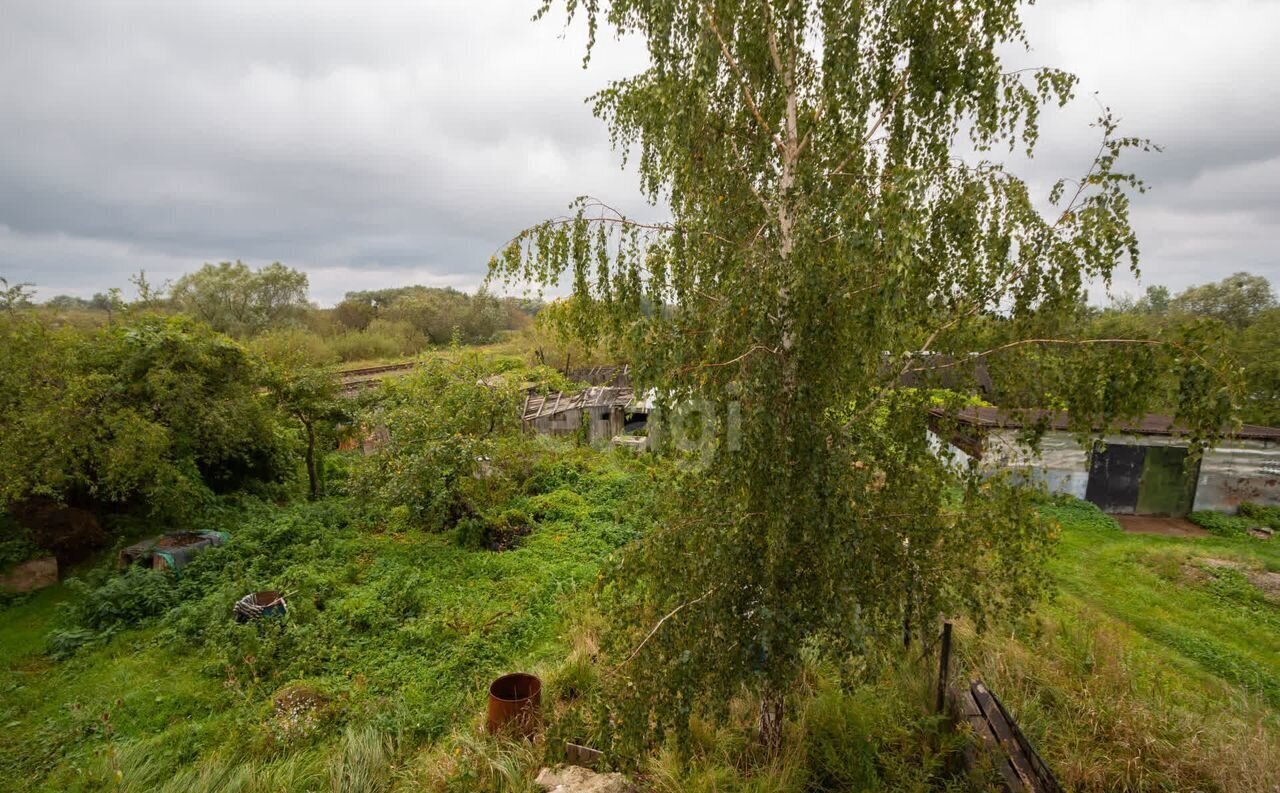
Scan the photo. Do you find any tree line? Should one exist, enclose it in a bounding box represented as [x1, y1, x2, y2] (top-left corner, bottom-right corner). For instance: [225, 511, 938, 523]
[952, 271, 1279, 427]
[8, 261, 539, 361]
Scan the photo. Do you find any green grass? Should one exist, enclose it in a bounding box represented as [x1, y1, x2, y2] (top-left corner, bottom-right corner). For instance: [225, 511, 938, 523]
[1051, 508, 1280, 707]
[4, 468, 1278, 792]
[964, 499, 1280, 791]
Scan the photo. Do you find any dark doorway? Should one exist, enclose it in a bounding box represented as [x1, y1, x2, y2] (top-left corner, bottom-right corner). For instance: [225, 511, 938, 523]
[1085, 443, 1199, 516]
[1086, 444, 1145, 513]
[1136, 446, 1198, 516]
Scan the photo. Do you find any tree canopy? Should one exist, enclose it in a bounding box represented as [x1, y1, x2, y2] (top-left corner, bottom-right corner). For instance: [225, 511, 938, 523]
[0, 314, 293, 520]
[1169, 271, 1277, 329]
[170, 261, 310, 336]
[490, 0, 1239, 749]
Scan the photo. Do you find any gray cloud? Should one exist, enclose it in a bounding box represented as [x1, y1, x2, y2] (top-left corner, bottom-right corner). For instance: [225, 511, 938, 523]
[0, 0, 1276, 305]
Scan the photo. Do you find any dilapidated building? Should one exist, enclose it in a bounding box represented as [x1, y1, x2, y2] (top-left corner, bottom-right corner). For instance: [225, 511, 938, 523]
[931, 407, 1280, 515]
[522, 387, 636, 443]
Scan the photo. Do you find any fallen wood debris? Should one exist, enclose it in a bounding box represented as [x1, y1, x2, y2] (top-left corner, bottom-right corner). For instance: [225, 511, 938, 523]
[955, 679, 1062, 793]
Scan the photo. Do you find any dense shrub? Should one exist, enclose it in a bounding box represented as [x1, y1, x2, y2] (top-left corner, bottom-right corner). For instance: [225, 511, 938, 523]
[1239, 502, 1280, 530]
[350, 355, 523, 531]
[452, 508, 533, 551]
[1189, 510, 1252, 537]
[48, 567, 178, 656]
[0, 314, 295, 521]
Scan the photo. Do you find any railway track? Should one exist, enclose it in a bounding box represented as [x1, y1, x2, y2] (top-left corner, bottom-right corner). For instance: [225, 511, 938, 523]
[336, 361, 421, 393]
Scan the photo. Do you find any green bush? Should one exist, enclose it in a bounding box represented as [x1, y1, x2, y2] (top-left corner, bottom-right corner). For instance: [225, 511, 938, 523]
[1188, 511, 1252, 537]
[452, 517, 492, 550]
[1037, 494, 1120, 533]
[1239, 502, 1280, 530]
[452, 508, 533, 551]
[49, 566, 178, 656]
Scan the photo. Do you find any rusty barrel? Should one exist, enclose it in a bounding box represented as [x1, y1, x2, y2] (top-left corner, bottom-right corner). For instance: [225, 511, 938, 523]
[487, 673, 542, 736]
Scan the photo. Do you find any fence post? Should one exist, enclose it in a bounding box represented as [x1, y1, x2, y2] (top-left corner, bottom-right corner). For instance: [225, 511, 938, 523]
[935, 621, 952, 714]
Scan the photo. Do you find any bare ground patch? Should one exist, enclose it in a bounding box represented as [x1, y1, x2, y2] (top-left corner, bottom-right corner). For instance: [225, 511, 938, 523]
[1114, 514, 1210, 537]
[1183, 557, 1280, 603]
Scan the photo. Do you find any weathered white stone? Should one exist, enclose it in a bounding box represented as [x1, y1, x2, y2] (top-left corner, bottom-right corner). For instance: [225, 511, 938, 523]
[535, 765, 634, 793]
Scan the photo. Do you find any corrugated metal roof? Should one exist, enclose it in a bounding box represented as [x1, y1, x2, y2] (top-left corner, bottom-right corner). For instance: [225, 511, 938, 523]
[934, 406, 1280, 441]
[522, 386, 634, 422]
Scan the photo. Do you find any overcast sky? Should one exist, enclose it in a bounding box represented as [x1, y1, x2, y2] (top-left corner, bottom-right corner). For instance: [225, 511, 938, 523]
[2, 0, 1277, 306]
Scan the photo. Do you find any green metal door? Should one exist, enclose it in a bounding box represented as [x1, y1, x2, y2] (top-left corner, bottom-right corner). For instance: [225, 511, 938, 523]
[1135, 446, 1198, 516]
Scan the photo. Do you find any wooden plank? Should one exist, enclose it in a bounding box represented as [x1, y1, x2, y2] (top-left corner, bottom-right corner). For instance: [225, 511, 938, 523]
[972, 682, 1040, 792]
[565, 742, 603, 769]
[962, 690, 1024, 793]
[936, 622, 952, 713]
[990, 689, 1063, 793]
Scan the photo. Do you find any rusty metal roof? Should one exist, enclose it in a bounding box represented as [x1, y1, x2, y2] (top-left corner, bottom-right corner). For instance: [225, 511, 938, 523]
[934, 406, 1280, 441]
[522, 386, 634, 422]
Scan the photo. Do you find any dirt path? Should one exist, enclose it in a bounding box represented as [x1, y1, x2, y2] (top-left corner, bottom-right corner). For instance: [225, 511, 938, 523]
[1113, 514, 1210, 537]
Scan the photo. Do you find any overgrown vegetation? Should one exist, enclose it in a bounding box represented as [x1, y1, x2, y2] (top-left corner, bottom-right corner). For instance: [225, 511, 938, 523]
[4, 488, 1276, 791]
[1189, 501, 1280, 537]
[2, 1, 1278, 789]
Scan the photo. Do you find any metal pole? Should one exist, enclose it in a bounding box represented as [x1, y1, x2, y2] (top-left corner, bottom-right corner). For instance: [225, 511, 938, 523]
[935, 621, 952, 714]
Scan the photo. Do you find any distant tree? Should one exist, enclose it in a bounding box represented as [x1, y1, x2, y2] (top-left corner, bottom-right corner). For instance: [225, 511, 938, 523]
[263, 356, 347, 500]
[338, 285, 519, 345]
[460, 289, 507, 342]
[170, 261, 309, 335]
[44, 295, 92, 311]
[383, 289, 460, 343]
[492, 0, 1237, 752]
[332, 298, 377, 331]
[0, 277, 35, 314]
[88, 293, 116, 312]
[129, 269, 168, 310]
[1171, 272, 1276, 328]
[1134, 284, 1171, 315]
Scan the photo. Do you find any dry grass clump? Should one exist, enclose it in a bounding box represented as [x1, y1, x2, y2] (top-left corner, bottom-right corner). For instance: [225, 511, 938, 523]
[960, 608, 1280, 792]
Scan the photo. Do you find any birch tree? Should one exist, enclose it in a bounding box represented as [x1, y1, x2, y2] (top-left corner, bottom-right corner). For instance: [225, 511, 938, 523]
[490, 0, 1237, 750]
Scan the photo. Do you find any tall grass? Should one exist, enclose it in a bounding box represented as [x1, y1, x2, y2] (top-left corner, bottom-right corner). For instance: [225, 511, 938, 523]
[110, 740, 325, 793]
[329, 726, 395, 793]
[961, 609, 1280, 792]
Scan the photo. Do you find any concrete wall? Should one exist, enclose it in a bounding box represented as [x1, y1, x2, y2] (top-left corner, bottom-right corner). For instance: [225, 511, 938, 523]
[937, 428, 1280, 513]
[1195, 439, 1280, 511]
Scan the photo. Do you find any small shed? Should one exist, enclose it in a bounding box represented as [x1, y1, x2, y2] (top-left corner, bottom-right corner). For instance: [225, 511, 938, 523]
[930, 407, 1280, 515]
[522, 387, 635, 443]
